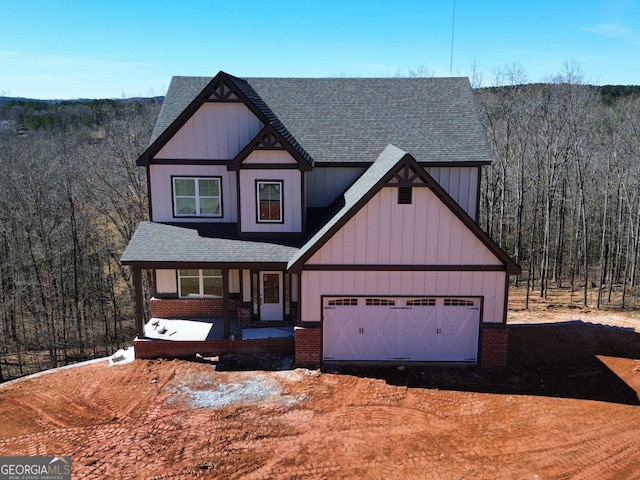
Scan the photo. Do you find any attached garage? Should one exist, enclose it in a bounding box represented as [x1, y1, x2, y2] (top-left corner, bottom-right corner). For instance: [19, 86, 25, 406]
[323, 297, 481, 362]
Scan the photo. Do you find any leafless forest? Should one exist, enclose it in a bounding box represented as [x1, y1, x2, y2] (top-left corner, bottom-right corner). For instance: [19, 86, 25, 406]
[0, 98, 160, 380]
[1, 70, 639, 381]
[475, 68, 640, 310]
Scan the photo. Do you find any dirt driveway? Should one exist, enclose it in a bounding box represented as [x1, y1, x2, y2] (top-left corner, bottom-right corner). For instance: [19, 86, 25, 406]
[0, 305, 639, 479]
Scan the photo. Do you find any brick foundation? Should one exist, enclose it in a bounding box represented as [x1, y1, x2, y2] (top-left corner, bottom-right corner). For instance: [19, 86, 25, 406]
[150, 298, 224, 318]
[237, 304, 253, 327]
[480, 327, 509, 369]
[134, 336, 294, 359]
[294, 326, 321, 367]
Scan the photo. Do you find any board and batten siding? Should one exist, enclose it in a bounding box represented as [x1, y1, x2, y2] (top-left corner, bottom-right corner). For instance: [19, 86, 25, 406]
[239, 167, 303, 233]
[306, 166, 479, 217]
[243, 150, 299, 165]
[426, 166, 479, 220]
[299, 185, 506, 323]
[149, 164, 237, 222]
[305, 166, 366, 208]
[307, 187, 502, 266]
[301, 270, 506, 325]
[154, 103, 263, 160]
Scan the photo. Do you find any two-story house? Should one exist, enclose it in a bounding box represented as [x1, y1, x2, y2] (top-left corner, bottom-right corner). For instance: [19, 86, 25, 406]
[121, 71, 520, 367]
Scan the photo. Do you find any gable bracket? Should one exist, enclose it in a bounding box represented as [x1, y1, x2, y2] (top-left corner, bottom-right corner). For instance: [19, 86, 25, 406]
[229, 124, 312, 171]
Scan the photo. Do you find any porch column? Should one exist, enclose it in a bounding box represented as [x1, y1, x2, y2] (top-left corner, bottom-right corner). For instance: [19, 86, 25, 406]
[133, 266, 145, 338]
[223, 268, 230, 337]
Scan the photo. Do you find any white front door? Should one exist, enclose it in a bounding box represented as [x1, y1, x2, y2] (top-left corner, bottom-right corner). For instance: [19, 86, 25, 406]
[260, 271, 283, 321]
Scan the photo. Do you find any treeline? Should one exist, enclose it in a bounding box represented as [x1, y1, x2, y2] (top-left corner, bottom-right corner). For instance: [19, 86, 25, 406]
[0, 99, 159, 381]
[475, 67, 640, 308]
[0, 97, 163, 132]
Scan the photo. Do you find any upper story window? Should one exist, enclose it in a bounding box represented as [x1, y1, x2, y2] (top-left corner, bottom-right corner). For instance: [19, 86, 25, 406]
[178, 269, 223, 298]
[257, 180, 283, 223]
[173, 177, 222, 217]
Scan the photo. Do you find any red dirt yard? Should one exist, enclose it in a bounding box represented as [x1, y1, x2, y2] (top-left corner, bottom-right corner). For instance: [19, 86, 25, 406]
[1, 292, 639, 479]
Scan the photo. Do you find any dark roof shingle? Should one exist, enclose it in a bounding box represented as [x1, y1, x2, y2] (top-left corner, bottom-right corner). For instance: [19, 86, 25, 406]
[148, 73, 492, 165]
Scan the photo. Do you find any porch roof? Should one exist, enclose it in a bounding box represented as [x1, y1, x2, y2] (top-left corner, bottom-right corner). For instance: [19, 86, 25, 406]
[121, 221, 300, 267]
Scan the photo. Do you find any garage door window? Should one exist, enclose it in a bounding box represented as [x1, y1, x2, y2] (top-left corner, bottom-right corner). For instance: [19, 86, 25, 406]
[444, 298, 475, 306]
[328, 298, 358, 306]
[365, 298, 396, 306]
[406, 298, 436, 306]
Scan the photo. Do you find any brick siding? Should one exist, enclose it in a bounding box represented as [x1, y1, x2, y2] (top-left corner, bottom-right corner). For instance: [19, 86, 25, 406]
[294, 326, 321, 367]
[237, 304, 253, 327]
[134, 336, 294, 359]
[479, 327, 509, 369]
[150, 298, 224, 318]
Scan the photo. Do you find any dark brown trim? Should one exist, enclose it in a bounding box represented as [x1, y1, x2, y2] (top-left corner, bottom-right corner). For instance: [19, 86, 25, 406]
[311, 161, 492, 168]
[300, 171, 307, 234]
[238, 164, 300, 170]
[475, 166, 482, 221]
[255, 179, 284, 224]
[296, 321, 321, 329]
[122, 261, 289, 270]
[229, 124, 312, 172]
[170, 175, 224, 219]
[236, 168, 242, 236]
[502, 271, 510, 326]
[222, 268, 230, 337]
[133, 267, 145, 338]
[148, 159, 230, 166]
[146, 167, 154, 221]
[239, 231, 303, 240]
[302, 264, 507, 272]
[296, 272, 302, 324]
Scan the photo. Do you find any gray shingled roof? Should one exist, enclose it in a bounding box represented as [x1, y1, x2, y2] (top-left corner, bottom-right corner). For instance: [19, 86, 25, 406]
[121, 222, 299, 265]
[148, 74, 492, 165]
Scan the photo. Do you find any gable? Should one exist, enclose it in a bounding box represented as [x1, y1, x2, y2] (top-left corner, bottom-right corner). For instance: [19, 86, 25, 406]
[288, 144, 520, 274]
[228, 124, 313, 171]
[138, 71, 313, 167]
[306, 186, 503, 267]
[153, 102, 263, 160]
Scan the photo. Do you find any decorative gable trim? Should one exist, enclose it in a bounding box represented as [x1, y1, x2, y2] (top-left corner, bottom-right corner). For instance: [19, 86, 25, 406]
[137, 71, 313, 168]
[287, 144, 521, 275]
[228, 124, 313, 171]
[206, 76, 242, 102]
[385, 157, 431, 187]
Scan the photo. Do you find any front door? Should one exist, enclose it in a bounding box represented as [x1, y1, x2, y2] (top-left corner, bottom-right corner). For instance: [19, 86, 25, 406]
[259, 271, 283, 321]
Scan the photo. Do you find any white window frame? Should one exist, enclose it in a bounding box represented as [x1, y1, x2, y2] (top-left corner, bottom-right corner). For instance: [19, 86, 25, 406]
[173, 177, 222, 217]
[178, 269, 223, 298]
[256, 180, 283, 223]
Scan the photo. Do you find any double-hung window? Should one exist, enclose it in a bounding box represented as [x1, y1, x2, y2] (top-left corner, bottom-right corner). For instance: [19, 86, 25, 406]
[178, 269, 223, 298]
[257, 180, 283, 223]
[173, 177, 222, 217]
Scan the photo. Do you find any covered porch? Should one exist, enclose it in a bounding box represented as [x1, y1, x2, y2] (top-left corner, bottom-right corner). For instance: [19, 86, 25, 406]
[121, 222, 302, 359]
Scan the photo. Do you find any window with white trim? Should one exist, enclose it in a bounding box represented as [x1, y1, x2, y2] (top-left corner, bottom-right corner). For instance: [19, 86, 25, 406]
[257, 180, 283, 222]
[173, 177, 222, 217]
[178, 269, 223, 298]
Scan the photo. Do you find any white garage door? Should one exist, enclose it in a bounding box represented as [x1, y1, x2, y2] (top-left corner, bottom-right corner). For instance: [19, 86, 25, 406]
[323, 297, 480, 362]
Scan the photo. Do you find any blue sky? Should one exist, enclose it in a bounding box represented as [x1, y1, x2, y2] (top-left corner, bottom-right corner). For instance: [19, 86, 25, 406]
[1, 0, 638, 99]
